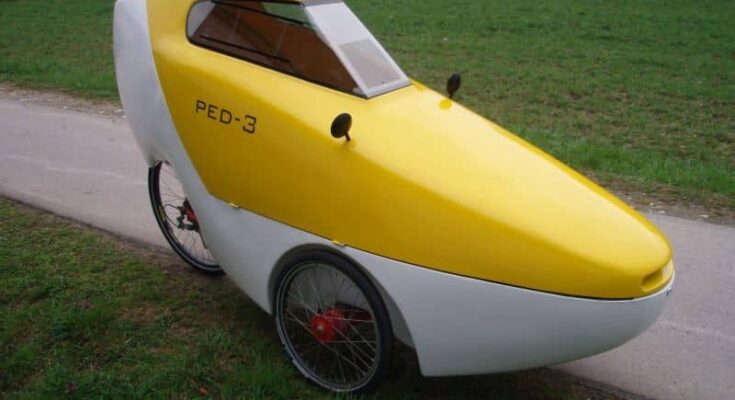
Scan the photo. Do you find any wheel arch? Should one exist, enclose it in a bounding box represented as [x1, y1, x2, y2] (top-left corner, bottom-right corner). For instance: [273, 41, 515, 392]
[268, 244, 416, 348]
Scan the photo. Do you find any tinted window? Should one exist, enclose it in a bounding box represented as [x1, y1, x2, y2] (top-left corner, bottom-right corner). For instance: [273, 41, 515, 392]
[188, 1, 360, 95]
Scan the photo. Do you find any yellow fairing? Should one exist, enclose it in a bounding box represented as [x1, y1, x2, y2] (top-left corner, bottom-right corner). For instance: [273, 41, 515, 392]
[148, 0, 673, 299]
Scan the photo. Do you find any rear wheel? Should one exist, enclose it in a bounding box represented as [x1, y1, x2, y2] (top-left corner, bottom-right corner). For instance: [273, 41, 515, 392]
[148, 162, 221, 274]
[274, 251, 392, 393]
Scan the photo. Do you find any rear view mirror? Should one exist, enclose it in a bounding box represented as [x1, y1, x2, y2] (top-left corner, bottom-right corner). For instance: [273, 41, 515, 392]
[447, 73, 462, 99]
[331, 113, 352, 142]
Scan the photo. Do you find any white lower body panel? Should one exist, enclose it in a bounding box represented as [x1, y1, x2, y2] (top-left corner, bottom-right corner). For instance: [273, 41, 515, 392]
[114, 0, 673, 377]
[355, 259, 673, 376]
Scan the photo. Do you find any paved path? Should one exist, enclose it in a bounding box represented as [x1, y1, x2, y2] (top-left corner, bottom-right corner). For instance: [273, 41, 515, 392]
[1, 98, 733, 400]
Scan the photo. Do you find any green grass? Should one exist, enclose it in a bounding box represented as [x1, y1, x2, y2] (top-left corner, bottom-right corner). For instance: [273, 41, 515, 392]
[0, 0, 115, 98]
[0, 199, 623, 399]
[0, 0, 733, 206]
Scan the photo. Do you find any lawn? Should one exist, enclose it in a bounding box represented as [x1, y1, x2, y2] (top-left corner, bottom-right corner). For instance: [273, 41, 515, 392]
[0, 198, 626, 399]
[0, 0, 732, 208]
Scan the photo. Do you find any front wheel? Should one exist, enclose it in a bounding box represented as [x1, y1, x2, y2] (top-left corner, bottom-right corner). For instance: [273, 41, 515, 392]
[148, 162, 221, 274]
[274, 250, 392, 393]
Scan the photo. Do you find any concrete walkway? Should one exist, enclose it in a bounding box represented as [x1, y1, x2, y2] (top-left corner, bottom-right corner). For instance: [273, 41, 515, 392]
[1, 98, 733, 400]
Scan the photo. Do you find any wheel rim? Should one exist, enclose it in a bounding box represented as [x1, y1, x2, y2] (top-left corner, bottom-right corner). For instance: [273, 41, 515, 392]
[277, 262, 381, 392]
[155, 162, 218, 268]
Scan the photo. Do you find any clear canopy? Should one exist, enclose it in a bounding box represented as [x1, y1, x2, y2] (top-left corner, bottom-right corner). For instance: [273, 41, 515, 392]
[303, 1, 409, 97]
[188, 0, 410, 98]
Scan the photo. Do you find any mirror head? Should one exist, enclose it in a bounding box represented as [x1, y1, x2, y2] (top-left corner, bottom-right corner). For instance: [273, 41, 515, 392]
[331, 113, 352, 142]
[447, 73, 462, 99]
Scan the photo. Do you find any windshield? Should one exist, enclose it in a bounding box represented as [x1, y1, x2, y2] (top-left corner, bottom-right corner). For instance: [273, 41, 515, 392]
[304, 1, 410, 97]
[187, 0, 410, 98]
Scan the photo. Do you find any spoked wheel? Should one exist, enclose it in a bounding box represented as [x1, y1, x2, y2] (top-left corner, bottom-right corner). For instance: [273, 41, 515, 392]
[149, 161, 221, 274]
[275, 251, 392, 394]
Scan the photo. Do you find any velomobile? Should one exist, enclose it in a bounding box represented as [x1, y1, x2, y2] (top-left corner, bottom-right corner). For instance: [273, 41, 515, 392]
[113, 0, 675, 393]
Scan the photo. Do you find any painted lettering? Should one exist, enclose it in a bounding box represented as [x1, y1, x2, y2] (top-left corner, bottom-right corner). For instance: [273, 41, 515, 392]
[207, 104, 218, 120]
[195, 99, 206, 114]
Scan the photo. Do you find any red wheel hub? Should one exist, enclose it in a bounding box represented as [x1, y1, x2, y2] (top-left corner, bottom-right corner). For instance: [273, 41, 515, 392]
[310, 308, 346, 343]
[182, 200, 198, 224]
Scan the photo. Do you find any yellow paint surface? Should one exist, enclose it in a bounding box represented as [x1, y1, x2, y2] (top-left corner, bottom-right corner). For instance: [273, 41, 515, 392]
[148, 0, 673, 299]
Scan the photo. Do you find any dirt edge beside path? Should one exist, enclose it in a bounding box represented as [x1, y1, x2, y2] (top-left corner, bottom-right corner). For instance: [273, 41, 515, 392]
[0, 82, 124, 117]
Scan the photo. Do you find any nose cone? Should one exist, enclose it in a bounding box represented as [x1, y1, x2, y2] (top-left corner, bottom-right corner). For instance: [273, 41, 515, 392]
[473, 129, 676, 298]
[357, 84, 673, 299]
[444, 124, 674, 298]
[466, 123, 674, 300]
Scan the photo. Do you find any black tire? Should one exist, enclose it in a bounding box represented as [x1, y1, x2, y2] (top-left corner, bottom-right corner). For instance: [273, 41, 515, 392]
[274, 250, 392, 394]
[148, 162, 222, 274]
